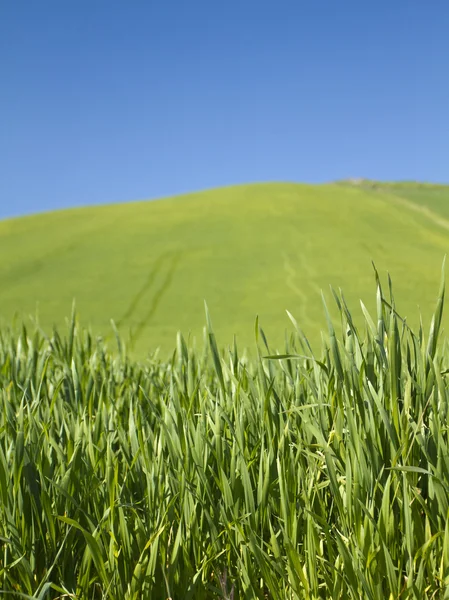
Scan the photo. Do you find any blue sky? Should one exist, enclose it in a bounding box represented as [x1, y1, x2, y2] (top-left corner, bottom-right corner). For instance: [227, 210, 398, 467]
[1, 1, 448, 218]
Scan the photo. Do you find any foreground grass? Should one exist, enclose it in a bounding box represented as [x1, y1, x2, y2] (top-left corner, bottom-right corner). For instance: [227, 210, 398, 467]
[1, 182, 449, 354]
[1, 270, 449, 599]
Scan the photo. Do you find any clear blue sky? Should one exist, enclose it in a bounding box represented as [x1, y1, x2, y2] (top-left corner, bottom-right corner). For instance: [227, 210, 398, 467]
[1, 1, 448, 218]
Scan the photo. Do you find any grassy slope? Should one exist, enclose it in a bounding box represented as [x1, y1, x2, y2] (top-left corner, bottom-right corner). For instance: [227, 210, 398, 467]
[1, 278, 448, 598]
[375, 182, 449, 220]
[1, 182, 448, 356]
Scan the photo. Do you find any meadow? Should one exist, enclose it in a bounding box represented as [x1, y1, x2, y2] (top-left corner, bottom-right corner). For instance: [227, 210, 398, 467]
[1, 181, 449, 356]
[0, 267, 449, 598]
[1, 182, 449, 598]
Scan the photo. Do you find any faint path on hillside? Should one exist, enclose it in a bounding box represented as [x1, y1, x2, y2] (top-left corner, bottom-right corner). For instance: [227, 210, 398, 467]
[384, 191, 449, 232]
[297, 250, 322, 296]
[116, 251, 172, 327]
[128, 251, 182, 350]
[283, 252, 318, 330]
[342, 182, 449, 234]
[0, 217, 117, 288]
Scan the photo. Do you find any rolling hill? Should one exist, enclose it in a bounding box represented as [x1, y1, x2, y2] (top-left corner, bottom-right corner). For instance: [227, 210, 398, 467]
[1, 181, 449, 356]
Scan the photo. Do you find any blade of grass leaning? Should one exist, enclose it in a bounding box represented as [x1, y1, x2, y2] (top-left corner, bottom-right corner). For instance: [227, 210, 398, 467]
[0, 265, 447, 598]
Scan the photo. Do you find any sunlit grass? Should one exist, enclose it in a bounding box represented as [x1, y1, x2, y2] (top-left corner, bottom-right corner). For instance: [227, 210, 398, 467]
[1, 182, 449, 355]
[0, 266, 449, 598]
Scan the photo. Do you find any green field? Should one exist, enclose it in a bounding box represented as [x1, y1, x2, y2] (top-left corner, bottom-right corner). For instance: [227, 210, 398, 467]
[2, 183, 449, 598]
[1, 273, 448, 598]
[1, 181, 449, 356]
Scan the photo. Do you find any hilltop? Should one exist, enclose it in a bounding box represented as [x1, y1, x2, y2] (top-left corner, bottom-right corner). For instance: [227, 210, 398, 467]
[1, 181, 449, 355]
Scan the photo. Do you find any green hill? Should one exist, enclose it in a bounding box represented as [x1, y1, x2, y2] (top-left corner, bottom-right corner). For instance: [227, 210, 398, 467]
[1, 181, 449, 355]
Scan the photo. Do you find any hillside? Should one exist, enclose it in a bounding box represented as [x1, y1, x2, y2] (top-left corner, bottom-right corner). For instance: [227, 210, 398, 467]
[1, 182, 449, 355]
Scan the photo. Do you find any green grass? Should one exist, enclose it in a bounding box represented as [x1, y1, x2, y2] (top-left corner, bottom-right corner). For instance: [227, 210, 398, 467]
[1, 182, 449, 356]
[1, 269, 449, 598]
[380, 186, 449, 227]
[368, 182, 449, 221]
